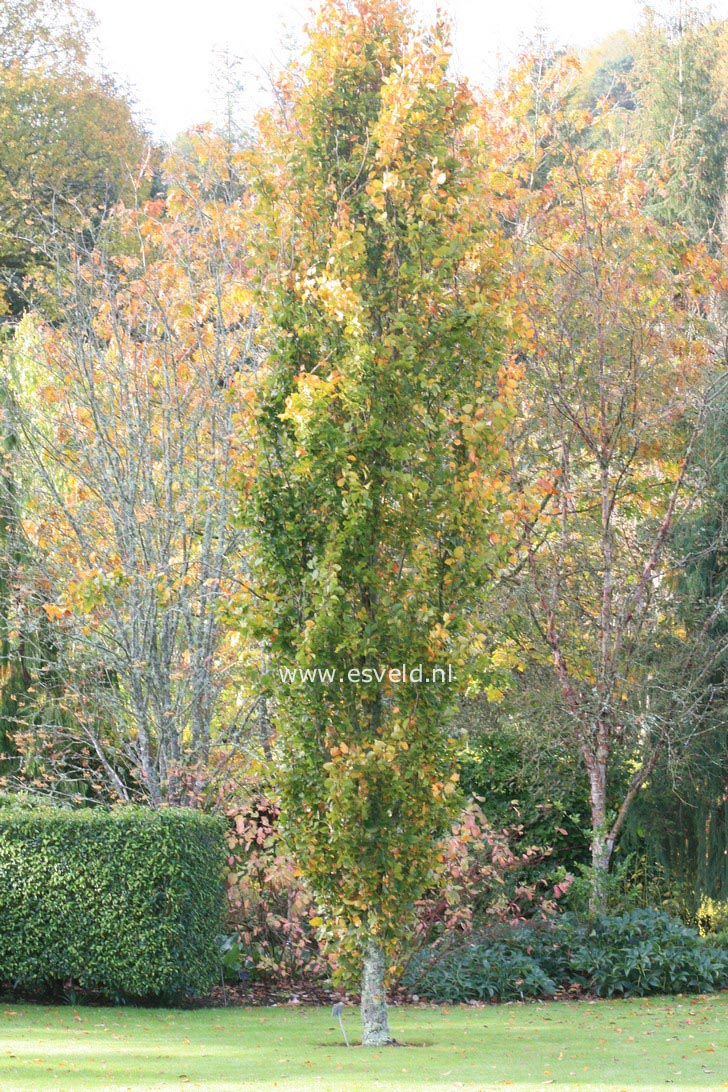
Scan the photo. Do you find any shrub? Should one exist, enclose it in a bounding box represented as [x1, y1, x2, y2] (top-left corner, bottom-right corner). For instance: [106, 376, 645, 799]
[712, 928, 728, 950]
[569, 909, 728, 998]
[403, 909, 728, 1002]
[0, 806, 226, 1000]
[402, 916, 583, 1001]
[223, 795, 569, 987]
[695, 896, 728, 936]
[225, 791, 328, 983]
[404, 937, 557, 1002]
[412, 802, 572, 946]
[502, 918, 584, 984]
[456, 727, 591, 873]
[563, 854, 698, 919]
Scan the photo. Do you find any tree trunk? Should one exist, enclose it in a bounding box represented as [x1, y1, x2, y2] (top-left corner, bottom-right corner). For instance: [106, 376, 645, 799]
[361, 938, 391, 1046]
[586, 731, 613, 914]
[589, 827, 613, 914]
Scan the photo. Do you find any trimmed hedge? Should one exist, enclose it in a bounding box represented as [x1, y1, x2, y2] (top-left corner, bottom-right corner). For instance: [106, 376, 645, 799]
[0, 806, 226, 1000]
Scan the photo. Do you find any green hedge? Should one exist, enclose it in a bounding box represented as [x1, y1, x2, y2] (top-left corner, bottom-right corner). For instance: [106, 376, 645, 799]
[0, 806, 226, 1000]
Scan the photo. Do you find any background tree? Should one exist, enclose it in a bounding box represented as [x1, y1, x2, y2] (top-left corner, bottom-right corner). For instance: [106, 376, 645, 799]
[454, 689, 593, 877]
[483, 57, 726, 909]
[247, 0, 513, 1044]
[574, 8, 728, 904]
[575, 8, 727, 246]
[0, 0, 150, 316]
[632, 7, 727, 247]
[0, 0, 155, 776]
[0, 0, 91, 73]
[4, 134, 256, 805]
[618, 339, 728, 911]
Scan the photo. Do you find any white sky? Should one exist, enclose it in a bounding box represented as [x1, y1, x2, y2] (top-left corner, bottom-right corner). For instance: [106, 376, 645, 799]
[86, 0, 728, 139]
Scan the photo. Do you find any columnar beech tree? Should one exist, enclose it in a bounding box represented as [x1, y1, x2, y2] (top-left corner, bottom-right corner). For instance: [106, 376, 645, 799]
[247, 0, 513, 1045]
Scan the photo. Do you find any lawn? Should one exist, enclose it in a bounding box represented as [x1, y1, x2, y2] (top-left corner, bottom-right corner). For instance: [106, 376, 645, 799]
[0, 993, 725, 1091]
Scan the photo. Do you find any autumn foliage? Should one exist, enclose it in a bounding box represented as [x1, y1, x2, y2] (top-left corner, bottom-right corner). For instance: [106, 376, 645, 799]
[5, 133, 255, 804]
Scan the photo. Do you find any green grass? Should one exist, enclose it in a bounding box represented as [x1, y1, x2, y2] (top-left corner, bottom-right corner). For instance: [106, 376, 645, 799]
[0, 994, 725, 1090]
